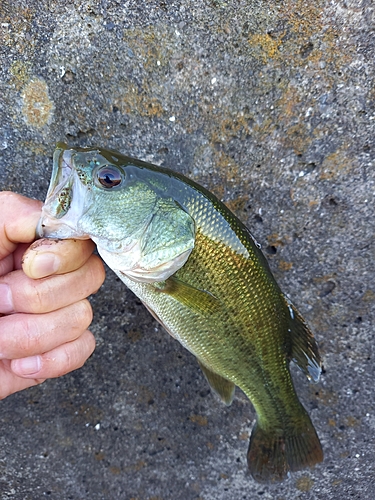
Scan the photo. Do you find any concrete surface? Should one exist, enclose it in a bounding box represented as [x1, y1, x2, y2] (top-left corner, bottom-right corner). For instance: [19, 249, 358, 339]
[0, 0, 374, 498]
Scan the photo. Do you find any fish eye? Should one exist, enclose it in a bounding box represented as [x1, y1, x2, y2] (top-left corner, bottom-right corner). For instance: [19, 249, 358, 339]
[96, 165, 123, 188]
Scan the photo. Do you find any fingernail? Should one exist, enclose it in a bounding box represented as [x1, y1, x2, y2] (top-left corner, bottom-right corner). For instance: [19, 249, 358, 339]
[30, 253, 60, 278]
[0, 283, 14, 314]
[13, 355, 42, 375]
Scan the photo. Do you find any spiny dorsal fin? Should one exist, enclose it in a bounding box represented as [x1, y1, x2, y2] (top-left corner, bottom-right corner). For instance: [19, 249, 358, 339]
[197, 359, 235, 406]
[284, 297, 321, 383]
[154, 276, 221, 315]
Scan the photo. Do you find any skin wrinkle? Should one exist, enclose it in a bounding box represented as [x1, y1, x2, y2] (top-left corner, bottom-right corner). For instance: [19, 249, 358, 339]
[17, 274, 53, 314]
[14, 244, 29, 271]
[41, 330, 95, 378]
[0, 255, 14, 276]
[0, 314, 42, 358]
[29, 279, 45, 313]
[84, 255, 106, 295]
[70, 300, 93, 337]
[71, 333, 95, 371]
[60, 256, 103, 305]
[56, 302, 89, 344]
[32, 377, 46, 385]
[0, 300, 92, 359]
[75, 262, 96, 301]
[0, 235, 13, 264]
[61, 343, 72, 377]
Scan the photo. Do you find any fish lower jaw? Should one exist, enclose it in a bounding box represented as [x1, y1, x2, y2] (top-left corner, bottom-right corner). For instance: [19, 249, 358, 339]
[37, 214, 89, 240]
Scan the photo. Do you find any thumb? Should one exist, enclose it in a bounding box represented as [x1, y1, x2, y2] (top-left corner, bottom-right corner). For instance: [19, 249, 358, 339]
[0, 192, 42, 259]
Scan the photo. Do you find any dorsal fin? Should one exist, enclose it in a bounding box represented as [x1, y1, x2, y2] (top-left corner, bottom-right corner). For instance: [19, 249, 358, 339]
[284, 297, 321, 383]
[197, 359, 235, 406]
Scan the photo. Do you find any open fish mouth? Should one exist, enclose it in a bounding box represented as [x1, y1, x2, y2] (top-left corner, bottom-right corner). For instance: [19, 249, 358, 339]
[37, 143, 90, 239]
[44, 142, 73, 206]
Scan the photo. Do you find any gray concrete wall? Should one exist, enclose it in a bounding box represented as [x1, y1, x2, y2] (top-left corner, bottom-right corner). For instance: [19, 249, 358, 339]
[0, 1, 374, 498]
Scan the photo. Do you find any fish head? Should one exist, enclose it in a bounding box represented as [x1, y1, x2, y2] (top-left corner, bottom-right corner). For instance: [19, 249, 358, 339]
[38, 143, 195, 282]
[38, 142, 159, 250]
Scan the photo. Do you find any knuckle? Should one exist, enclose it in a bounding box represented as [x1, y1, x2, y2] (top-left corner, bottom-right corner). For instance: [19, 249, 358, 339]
[86, 331, 96, 355]
[72, 347, 86, 370]
[73, 300, 93, 330]
[22, 280, 45, 313]
[87, 255, 106, 286]
[57, 340, 83, 377]
[75, 332, 95, 369]
[40, 331, 95, 379]
[16, 316, 41, 354]
[98, 262, 106, 286]
[82, 300, 93, 325]
[62, 344, 73, 372]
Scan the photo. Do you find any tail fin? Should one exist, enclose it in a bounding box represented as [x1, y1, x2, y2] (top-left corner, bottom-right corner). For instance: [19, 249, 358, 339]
[247, 416, 323, 482]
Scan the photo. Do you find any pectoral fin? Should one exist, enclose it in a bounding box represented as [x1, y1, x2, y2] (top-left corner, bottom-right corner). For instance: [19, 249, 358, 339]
[197, 359, 235, 406]
[284, 297, 321, 383]
[154, 276, 221, 315]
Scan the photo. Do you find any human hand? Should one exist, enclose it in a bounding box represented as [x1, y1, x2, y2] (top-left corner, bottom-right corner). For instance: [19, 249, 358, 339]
[0, 192, 105, 400]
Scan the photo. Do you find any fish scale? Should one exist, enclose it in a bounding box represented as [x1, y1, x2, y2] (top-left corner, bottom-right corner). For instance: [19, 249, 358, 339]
[38, 143, 323, 482]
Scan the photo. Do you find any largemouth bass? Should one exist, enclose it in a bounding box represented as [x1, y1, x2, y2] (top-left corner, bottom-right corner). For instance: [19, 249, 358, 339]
[38, 143, 323, 482]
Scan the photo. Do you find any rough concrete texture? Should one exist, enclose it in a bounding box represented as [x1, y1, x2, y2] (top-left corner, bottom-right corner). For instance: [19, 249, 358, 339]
[0, 0, 374, 498]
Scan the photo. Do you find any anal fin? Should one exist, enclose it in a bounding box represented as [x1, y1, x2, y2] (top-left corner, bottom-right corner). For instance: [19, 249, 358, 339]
[284, 297, 321, 383]
[197, 359, 235, 406]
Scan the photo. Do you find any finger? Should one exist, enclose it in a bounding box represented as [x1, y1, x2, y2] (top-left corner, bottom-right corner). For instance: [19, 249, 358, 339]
[0, 299, 93, 359]
[0, 254, 105, 314]
[0, 192, 42, 260]
[0, 360, 45, 400]
[22, 238, 96, 279]
[0, 254, 14, 277]
[0, 243, 29, 276]
[10, 329, 96, 379]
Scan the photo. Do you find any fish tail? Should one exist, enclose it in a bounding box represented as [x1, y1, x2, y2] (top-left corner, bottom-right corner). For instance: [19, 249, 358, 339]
[247, 415, 323, 482]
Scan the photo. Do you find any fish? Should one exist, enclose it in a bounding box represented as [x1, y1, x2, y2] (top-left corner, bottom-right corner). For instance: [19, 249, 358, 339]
[37, 142, 323, 482]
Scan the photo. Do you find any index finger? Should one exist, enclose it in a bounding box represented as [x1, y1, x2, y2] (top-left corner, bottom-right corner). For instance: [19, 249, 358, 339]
[0, 192, 42, 260]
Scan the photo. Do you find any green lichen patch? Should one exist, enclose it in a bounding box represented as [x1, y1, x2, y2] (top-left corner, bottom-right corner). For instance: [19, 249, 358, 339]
[21, 79, 54, 128]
